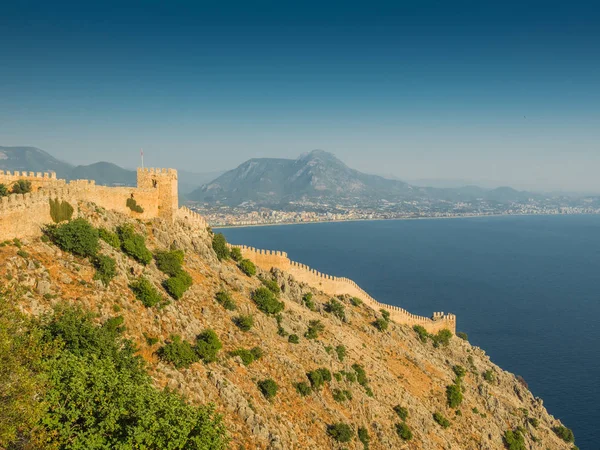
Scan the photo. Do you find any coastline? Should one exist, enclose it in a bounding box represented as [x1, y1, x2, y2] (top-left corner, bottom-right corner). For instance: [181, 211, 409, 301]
[212, 211, 597, 229]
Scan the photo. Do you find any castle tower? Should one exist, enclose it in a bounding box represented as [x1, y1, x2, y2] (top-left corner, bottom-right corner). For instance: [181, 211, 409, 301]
[137, 168, 178, 222]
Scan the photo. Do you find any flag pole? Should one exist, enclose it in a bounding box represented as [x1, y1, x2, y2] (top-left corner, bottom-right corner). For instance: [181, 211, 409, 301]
[140, 148, 144, 169]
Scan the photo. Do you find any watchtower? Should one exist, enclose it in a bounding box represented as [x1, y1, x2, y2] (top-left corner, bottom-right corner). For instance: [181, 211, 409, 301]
[136, 168, 178, 222]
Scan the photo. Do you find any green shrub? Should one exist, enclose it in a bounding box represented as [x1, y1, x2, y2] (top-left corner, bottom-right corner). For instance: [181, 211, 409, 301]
[358, 426, 370, 449]
[307, 370, 325, 390]
[364, 386, 374, 397]
[457, 331, 468, 341]
[260, 276, 281, 295]
[446, 383, 463, 408]
[373, 318, 389, 332]
[257, 378, 278, 399]
[163, 270, 193, 299]
[117, 224, 152, 264]
[326, 423, 353, 443]
[332, 389, 350, 402]
[157, 335, 199, 368]
[154, 249, 184, 276]
[17, 249, 29, 258]
[432, 329, 453, 347]
[238, 258, 256, 276]
[215, 290, 236, 310]
[144, 333, 159, 346]
[230, 348, 256, 366]
[45, 218, 99, 258]
[552, 425, 575, 443]
[288, 334, 299, 344]
[275, 313, 288, 337]
[528, 417, 539, 428]
[453, 365, 466, 378]
[295, 381, 311, 396]
[11, 179, 32, 194]
[393, 405, 408, 421]
[98, 227, 121, 248]
[325, 298, 346, 320]
[342, 371, 357, 383]
[503, 429, 526, 450]
[212, 233, 230, 260]
[350, 296, 362, 306]
[230, 247, 243, 261]
[304, 319, 325, 339]
[317, 367, 332, 383]
[352, 363, 368, 387]
[126, 197, 144, 213]
[195, 329, 222, 363]
[302, 292, 316, 310]
[233, 314, 254, 331]
[413, 325, 430, 342]
[49, 198, 74, 223]
[433, 412, 450, 428]
[395, 422, 413, 441]
[92, 254, 117, 286]
[252, 287, 284, 315]
[483, 369, 496, 383]
[335, 344, 346, 361]
[0, 183, 8, 197]
[380, 309, 391, 321]
[130, 277, 162, 307]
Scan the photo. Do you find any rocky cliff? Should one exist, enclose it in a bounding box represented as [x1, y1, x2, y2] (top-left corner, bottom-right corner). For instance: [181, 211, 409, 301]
[1, 203, 575, 449]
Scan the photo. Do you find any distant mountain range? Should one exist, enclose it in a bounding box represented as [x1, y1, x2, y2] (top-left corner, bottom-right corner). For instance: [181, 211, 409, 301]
[190, 150, 535, 206]
[0, 146, 218, 194]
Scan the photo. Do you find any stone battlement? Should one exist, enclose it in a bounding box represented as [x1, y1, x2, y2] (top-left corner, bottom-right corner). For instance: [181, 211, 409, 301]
[229, 243, 456, 334]
[0, 168, 180, 241]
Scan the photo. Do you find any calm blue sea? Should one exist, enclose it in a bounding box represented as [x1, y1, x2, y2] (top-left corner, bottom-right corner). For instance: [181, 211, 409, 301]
[221, 215, 600, 448]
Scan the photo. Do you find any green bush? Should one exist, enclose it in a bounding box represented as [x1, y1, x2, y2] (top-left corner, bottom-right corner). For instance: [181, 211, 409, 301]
[393, 405, 408, 421]
[295, 381, 311, 396]
[215, 290, 236, 310]
[342, 370, 357, 383]
[307, 369, 325, 390]
[317, 367, 332, 383]
[483, 369, 496, 383]
[230, 247, 243, 262]
[352, 363, 368, 387]
[92, 254, 117, 286]
[250, 346, 263, 360]
[433, 412, 450, 428]
[257, 378, 278, 399]
[335, 344, 346, 361]
[432, 329, 453, 347]
[45, 218, 99, 258]
[212, 233, 230, 260]
[260, 276, 281, 295]
[11, 179, 32, 194]
[49, 198, 74, 223]
[503, 429, 526, 450]
[154, 249, 184, 276]
[252, 287, 284, 315]
[17, 249, 30, 258]
[98, 227, 121, 248]
[358, 426, 370, 449]
[332, 389, 350, 402]
[233, 314, 254, 331]
[380, 308, 391, 321]
[302, 292, 316, 310]
[288, 334, 299, 344]
[130, 277, 162, 307]
[117, 224, 152, 264]
[453, 365, 466, 378]
[413, 325, 430, 342]
[230, 348, 256, 366]
[238, 258, 256, 276]
[326, 423, 353, 443]
[304, 319, 325, 339]
[395, 422, 413, 441]
[373, 317, 389, 332]
[552, 425, 575, 443]
[195, 329, 222, 363]
[0, 183, 8, 197]
[157, 335, 199, 368]
[528, 417, 539, 428]
[446, 383, 463, 408]
[325, 298, 346, 320]
[163, 270, 193, 299]
[126, 197, 144, 213]
[457, 331, 468, 341]
[350, 296, 362, 306]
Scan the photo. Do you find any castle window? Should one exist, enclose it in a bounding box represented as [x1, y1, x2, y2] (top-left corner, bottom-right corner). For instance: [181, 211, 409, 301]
[152, 179, 157, 188]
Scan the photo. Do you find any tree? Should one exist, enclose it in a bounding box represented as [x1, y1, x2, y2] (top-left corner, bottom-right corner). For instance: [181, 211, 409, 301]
[130, 276, 163, 307]
[325, 298, 346, 320]
[158, 335, 199, 368]
[257, 379, 278, 399]
[252, 287, 284, 315]
[195, 329, 223, 363]
[238, 259, 256, 276]
[11, 179, 32, 194]
[0, 183, 8, 197]
[45, 218, 99, 257]
[212, 233, 230, 260]
[395, 422, 413, 441]
[326, 423, 353, 443]
[154, 249, 185, 276]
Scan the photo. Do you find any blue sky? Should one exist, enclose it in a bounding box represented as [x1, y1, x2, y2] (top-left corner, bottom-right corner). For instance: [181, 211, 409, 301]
[1, 0, 599, 191]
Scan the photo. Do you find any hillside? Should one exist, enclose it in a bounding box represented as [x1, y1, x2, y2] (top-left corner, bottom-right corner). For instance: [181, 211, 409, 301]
[190, 150, 534, 206]
[0, 204, 577, 449]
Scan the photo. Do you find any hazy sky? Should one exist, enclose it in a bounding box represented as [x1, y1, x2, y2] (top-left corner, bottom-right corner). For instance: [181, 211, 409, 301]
[1, 1, 599, 192]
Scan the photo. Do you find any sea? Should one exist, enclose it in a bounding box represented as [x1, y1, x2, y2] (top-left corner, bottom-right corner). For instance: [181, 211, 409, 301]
[221, 215, 600, 448]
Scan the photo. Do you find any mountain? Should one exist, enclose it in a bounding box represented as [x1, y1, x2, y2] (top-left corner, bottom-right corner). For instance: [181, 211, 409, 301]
[0, 146, 73, 178]
[70, 161, 137, 186]
[190, 150, 534, 205]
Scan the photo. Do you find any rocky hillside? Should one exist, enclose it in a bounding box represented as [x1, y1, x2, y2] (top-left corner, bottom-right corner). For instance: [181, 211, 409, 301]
[1, 205, 577, 449]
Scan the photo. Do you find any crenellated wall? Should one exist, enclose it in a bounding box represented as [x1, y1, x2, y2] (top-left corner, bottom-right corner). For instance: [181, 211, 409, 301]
[0, 168, 179, 241]
[229, 244, 456, 333]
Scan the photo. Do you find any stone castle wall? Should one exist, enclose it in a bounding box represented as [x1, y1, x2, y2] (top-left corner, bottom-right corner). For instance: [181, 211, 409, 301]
[0, 168, 179, 241]
[229, 244, 456, 334]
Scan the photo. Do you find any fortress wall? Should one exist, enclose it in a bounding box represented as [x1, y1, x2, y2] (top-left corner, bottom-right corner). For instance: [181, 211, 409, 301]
[0, 170, 66, 191]
[230, 244, 456, 333]
[177, 206, 209, 230]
